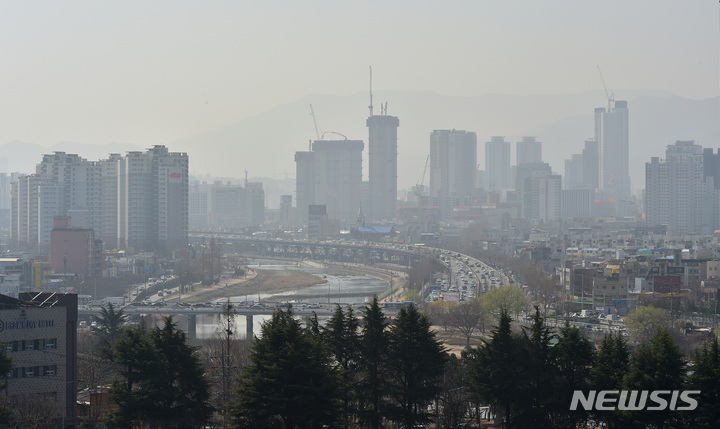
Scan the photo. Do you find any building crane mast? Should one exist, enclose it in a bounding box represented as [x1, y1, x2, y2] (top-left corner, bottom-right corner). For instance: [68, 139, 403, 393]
[596, 65, 614, 111]
[309, 104, 321, 140]
[415, 154, 430, 206]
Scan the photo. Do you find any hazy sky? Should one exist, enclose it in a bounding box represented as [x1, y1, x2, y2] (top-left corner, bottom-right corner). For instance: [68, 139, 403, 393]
[1, 0, 718, 148]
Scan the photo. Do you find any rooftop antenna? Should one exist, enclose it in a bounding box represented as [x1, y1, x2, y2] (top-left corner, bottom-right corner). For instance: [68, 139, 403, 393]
[244, 170, 248, 188]
[369, 66, 374, 117]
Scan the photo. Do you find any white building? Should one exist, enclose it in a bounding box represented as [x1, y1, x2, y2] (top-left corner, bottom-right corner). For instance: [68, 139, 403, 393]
[596, 100, 630, 208]
[484, 136, 511, 195]
[430, 130, 477, 202]
[367, 113, 399, 222]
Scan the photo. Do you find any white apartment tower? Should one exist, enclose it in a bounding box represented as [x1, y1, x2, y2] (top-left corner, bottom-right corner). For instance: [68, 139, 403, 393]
[645, 140, 713, 235]
[429, 130, 477, 202]
[485, 136, 511, 194]
[596, 100, 630, 205]
[367, 113, 399, 222]
[516, 136, 542, 166]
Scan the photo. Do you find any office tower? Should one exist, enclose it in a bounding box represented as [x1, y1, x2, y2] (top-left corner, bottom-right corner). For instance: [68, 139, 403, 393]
[367, 113, 399, 221]
[596, 101, 630, 204]
[485, 136, 511, 194]
[429, 130, 477, 205]
[646, 140, 711, 234]
[294, 151, 315, 225]
[703, 148, 720, 188]
[516, 136, 542, 166]
[523, 171, 562, 223]
[295, 140, 364, 225]
[516, 162, 552, 218]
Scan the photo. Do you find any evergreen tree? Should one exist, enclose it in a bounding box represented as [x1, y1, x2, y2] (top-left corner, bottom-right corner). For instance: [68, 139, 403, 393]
[230, 307, 340, 428]
[623, 328, 685, 428]
[589, 332, 630, 429]
[106, 317, 213, 428]
[466, 309, 522, 427]
[91, 302, 129, 352]
[356, 296, 389, 429]
[386, 303, 447, 429]
[684, 336, 720, 427]
[514, 307, 555, 429]
[323, 304, 360, 428]
[552, 323, 595, 429]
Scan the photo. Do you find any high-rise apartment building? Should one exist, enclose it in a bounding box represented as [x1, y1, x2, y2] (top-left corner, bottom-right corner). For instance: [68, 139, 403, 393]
[295, 140, 364, 225]
[11, 146, 188, 254]
[516, 136, 542, 166]
[596, 101, 630, 205]
[485, 136, 511, 194]
[645, 140, 714, 234]
[429, 130, 477, 204]
[367, 113, 399, 221]
[517, 162, 552, 218]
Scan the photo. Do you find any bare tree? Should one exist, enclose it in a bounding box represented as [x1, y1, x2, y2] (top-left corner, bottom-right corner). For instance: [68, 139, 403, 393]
[447, 298, 488, 348]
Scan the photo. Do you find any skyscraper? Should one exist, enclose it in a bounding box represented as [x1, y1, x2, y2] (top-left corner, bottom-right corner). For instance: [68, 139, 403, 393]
[485, 136, 511, 194]
[367, 113, 399, 221]
[645, 140, 712, 234]
[596, 100, 630, 204]
[295, 140, 364, 225]
[429, 130, 477, 203]
[516, 136, 542, 166]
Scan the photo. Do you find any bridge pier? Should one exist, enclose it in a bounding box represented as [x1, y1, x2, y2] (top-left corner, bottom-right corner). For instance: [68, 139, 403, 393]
[187, 314, 196, 340]
[246, 314, 253, 340]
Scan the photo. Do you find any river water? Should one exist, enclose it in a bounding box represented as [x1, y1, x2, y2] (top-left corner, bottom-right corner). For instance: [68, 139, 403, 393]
[195, 263, 389, 339]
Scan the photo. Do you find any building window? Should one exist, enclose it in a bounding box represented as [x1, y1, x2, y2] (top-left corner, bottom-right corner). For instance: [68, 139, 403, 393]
[44, 339, 57, 350]
[43, 366, 57, 376]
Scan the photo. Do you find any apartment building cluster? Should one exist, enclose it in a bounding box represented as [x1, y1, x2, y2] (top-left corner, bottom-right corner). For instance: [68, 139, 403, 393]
[10, 145, 188, 255]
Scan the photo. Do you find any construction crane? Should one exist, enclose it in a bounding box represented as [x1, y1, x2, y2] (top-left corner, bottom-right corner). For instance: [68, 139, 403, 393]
[596, 65, 614, 111]
[309, 104, 321, 140]
[321, 131, 347, 140]
[415, 155, 430, 206]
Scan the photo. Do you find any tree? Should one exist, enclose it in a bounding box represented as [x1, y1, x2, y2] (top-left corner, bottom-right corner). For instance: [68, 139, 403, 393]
[466, 309, 523, 427]
[356, 296, 389, 429]
[622, 328, 685, 428]
[514, 307, 556, 429]
[230, 308, 340, 428]
[483, 284, 529, 319]
[385, 303, 447, 429]
[624, 306, 670, 344]
[684, 336, 720, 427]
[91, 302, 129, 350]
[323, 304, 360, 428]
[436, 355, 472, 429]
[106, 317, 213, 428]
[589, 332, 630, 429]
[551, 323, 595, 429]
[447, 297, 488, 348]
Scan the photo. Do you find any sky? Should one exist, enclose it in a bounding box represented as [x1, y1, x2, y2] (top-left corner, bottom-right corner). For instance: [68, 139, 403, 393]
[0, 0, 718, 150]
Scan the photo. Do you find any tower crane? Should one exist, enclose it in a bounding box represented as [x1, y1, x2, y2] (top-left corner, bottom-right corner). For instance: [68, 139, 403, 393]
[309, 104, 321, 140]
[415, 155, 430, 206]
[596, 65, 614, 111]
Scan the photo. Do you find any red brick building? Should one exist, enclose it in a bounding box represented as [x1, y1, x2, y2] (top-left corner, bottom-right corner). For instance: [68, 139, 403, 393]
[50, 217, 102, 278]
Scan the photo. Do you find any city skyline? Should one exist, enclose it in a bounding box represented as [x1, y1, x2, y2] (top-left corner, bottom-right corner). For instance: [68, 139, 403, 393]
[0, 1, 718, 191]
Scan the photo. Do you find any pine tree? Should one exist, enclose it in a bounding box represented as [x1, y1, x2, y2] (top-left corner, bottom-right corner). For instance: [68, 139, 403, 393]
[552, 323, 595, 429]
[356, 296, 389, 429]
[230, 307, 340, 428]
[323, 304, 360, 428]
[684, 336, 720, 427]
[0, 345, 13, 425]
[106, 317, 213, 428]
[589, 332, 630, 429]
[386, 303, 447, 429]
[623, 328, 685, 428]
[466, 309, 522, 427]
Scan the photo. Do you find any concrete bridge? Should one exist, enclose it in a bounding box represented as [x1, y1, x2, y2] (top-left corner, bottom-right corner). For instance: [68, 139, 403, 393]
[189, 233, 428, 266]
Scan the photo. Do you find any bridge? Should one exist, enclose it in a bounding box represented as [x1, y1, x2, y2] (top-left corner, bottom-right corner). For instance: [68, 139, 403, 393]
[189, 233, 428, 266]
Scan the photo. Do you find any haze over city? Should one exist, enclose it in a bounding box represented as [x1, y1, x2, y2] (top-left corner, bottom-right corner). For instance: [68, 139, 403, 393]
[1, 1, 719, 191]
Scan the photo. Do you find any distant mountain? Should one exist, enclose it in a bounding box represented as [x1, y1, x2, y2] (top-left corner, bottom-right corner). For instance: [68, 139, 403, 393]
[169, 89, 719, 192]
[2, 91, 718, 194]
